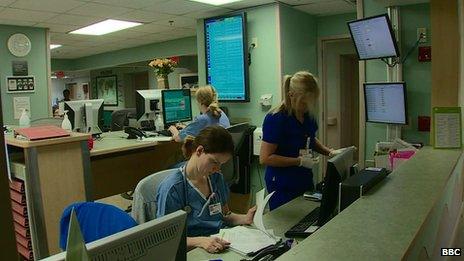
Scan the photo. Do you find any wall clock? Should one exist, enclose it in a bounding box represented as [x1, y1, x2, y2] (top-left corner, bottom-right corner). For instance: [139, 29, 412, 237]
[8, 33, 31, 57]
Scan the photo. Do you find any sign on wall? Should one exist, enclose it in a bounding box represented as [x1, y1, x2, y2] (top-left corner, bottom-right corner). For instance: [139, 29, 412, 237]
[6, 76, 35, 93]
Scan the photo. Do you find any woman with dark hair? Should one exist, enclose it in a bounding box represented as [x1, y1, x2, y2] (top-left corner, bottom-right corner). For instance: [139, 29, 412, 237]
[156, 126, 256, 253]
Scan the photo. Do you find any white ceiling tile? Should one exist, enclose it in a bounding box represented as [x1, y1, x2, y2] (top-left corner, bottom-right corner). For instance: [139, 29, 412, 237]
[0, 18, 36, 26]
[279, 0, 328, 5]
[153, 16, 197, 29]
[128, 23, 174, 33]
[159, 27, 196, 38]
[10, 0, 85, 13]
[89, 0, 168, 9]
[35, 23, 81, 33]
[50, 32, 91, 41]
[222, 0, 274, 10]
[183, 7, 231, 19]
[114, 10, 174, 23]
[66, 2, 133, 18]
[42, 14, 102, 26]
[145, 0, 210, 15]
[296, 0, 355, 16]
[0, 8, 57, 23]
[0, 0, 15, 7]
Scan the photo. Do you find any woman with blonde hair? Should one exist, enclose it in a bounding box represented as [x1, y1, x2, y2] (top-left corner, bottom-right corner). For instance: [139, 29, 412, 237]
[169, 85, 230, 142]
[260, 71, 341, 210]
[157, 126, 256, 253]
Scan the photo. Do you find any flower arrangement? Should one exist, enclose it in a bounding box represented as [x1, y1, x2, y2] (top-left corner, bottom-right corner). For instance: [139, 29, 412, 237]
[148, 57, 178, 78]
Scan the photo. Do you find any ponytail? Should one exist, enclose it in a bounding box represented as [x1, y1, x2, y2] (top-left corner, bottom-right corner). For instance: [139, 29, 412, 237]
[196, 85, 222, 119]
[208, 101, 221, 118]
[272, 75, 292, 114]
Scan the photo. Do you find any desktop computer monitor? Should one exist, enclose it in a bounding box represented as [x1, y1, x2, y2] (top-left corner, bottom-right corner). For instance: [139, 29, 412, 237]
[65, 99, 104, 135]
[161, 89, 192, 126]
[364, 82, 408, 125]
[318, 147, 356, 226]
[135, 89, 162, 121]
[40, 210, 187, 261]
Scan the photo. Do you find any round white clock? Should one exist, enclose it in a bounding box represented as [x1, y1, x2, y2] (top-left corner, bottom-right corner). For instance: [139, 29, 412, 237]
[8, 33, 31, 57]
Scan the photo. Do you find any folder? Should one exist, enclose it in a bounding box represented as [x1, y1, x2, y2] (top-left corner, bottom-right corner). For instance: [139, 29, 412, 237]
[10, 189, 26, 205]
[17, 243, 33, 260]
[11, 200, 27, 216]
[14, 222, 30, 239]
[12, 211, 28, 227]
[14, 125, 70, 141]
[16, 232, 32, 250]
[9, 178, 25, 193]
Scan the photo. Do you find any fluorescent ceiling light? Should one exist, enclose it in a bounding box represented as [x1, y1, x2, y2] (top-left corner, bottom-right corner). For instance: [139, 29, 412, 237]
[50, 44, 62, 49]
[69, 19, 142, 36]
[189, 0, 244, 6]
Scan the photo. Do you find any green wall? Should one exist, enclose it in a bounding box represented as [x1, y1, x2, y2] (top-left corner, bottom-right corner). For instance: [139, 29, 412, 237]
[52, 36, 197, 72]
[364, 1, 431, 160]
[317, 13, 357, 38]
[0, 25, 49, 124]
[197, 4, 281, 126]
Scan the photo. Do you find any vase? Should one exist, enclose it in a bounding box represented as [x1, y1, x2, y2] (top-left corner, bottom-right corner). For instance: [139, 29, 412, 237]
[157, 76, 169, 89]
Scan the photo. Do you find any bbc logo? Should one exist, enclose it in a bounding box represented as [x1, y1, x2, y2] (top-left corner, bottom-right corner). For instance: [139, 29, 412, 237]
[441, 248, 461, 256]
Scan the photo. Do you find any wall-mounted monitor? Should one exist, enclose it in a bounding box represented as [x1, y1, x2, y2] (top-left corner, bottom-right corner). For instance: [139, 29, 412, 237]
[348, 14, 400, 60]
[204, 13, 249, 102]
[364, 82, 408, 125]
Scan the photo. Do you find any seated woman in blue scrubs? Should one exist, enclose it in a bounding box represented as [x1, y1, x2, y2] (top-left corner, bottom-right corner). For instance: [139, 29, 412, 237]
[168, 85, 230, 142]
[260, 71, 341, 210]
[157, 126, 257, 253]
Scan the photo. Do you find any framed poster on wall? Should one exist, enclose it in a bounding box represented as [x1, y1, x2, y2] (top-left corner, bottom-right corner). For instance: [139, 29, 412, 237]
[96, 75, 118, 106]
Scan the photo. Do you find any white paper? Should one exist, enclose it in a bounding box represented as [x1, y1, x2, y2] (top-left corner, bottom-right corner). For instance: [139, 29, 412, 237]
[213, 226, 277, 255]
[253, 189, 275, 237]
[435, 113, 461, 148]
[4, 136, 12, 181]
[13, 96, 30, 119]
[138, 136, 173, 142]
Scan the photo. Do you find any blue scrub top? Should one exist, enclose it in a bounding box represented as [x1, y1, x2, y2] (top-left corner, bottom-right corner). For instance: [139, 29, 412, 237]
[156, 168, 230, 237]
[178, 111, 230, 141]
[262, 111, 318, 192]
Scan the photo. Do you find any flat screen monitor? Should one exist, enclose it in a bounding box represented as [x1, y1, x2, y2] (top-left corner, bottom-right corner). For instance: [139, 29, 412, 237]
[204, 13, 249, 102]
[135, 89, 162, 121]
[348, 14, 399, 60]
[364, 82, 408, 125]
[318, 147, 356, 226]
[40, 210, 187, 261]
[64, 99, 104, 135]
[161, 89, 192, 126]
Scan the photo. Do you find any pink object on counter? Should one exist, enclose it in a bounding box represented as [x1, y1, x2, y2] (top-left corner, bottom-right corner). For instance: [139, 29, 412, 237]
[389, 150, 416, 170]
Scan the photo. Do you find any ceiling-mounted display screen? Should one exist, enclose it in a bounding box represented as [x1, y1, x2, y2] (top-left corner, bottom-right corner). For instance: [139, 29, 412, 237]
[348, 14, 400, 60]
[204, 13, 249, 102]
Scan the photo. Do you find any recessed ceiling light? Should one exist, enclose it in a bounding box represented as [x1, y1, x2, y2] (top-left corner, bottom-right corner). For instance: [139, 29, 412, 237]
[69, 19, 142, 36]
[189, 0, 245, 6]
[50, 44, 62, 50]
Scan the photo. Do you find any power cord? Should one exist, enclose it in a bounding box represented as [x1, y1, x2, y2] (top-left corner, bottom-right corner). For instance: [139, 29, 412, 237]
[380, 33, 426, 67]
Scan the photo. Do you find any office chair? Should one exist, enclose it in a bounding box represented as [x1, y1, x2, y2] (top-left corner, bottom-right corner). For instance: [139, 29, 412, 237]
[131, 168, 179, 224]
[59, 202, 137, 250]
[110, 108, 136, 131]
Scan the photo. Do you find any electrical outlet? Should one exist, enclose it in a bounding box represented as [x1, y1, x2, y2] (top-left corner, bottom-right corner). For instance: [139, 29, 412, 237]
[251, 37, 258, 48]
[417, 28, 427, 43]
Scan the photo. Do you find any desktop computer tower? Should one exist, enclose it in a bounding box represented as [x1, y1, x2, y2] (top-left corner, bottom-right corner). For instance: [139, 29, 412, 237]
[338, 168, 388, 212]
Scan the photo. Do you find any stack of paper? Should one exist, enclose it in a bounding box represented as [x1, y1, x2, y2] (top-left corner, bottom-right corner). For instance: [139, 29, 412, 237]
[211, 189, 279, 255]
[214, 226, 278, 255]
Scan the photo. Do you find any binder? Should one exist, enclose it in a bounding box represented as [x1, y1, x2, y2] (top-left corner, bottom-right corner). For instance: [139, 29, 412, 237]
[10, 189, 26, 205]
[9, 178, 25, 193]
[14, 125, 70, 141]
[15, 233, 32, 250]
[12, 211, 28, 227]
[11, 200, 27, 216]
[17, 243, 33, 260]
[14, 222, 30, 238]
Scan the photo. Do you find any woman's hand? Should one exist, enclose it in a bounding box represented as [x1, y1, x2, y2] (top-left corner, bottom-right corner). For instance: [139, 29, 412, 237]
[243, 205, 257, 225]
[198, 237, 230, 253]
[168, 125, 179, 136]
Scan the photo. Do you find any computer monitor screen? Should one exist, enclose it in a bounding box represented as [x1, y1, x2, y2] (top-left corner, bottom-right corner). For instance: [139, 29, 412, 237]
[348, 14, 399, 60]
[135, 90, 162, 121]
[364, 82, 408, 124]
[318, 147, 356, 226]
[65, 99, 104, 135]
[204, 13, 249, 102]
[161, 89, 192, 126]
[40, 210, 187, 261]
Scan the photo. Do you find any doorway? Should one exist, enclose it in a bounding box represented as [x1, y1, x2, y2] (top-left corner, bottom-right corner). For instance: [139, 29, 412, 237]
[318, 37, 360, 178]
[124, 71, 148, 108]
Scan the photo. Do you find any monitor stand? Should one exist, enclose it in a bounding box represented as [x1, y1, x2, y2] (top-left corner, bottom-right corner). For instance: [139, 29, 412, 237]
[386, 124, 401, 141]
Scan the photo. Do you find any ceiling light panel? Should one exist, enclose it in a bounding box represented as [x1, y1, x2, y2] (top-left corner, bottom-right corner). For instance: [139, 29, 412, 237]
[69, 19, 142, 35]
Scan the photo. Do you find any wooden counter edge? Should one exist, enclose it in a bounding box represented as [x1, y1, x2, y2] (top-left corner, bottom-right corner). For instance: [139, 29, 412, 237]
[5, 133, 90, 148]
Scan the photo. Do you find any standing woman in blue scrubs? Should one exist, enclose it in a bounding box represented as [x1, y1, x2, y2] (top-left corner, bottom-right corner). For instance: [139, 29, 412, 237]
[169, 85, 230, 142]
[157, 126, 257, 253]
[260, 71, 336, 210]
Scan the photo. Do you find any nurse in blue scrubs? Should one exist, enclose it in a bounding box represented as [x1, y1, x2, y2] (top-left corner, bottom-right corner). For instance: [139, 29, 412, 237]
[169, 85, 230, 142]
[157, 126, 257, 253]
[260, 71, 338, 210]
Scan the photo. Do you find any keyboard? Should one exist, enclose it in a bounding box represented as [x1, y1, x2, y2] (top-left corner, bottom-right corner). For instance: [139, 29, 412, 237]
[284, 207, 320, 238]
[157, 129, 172, 137]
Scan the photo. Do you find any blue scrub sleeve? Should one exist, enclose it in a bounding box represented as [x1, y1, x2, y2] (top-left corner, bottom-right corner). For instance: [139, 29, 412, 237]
[262, 113, 283, 144]
[178, 117, 208, 141]
[156, 185, 184, 218]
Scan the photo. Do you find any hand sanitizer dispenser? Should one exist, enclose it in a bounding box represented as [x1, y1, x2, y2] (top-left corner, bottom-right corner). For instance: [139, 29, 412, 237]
[260, 94, 273, 107]
[19, 109, 30, 127]
[61, 110, 72, 132]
